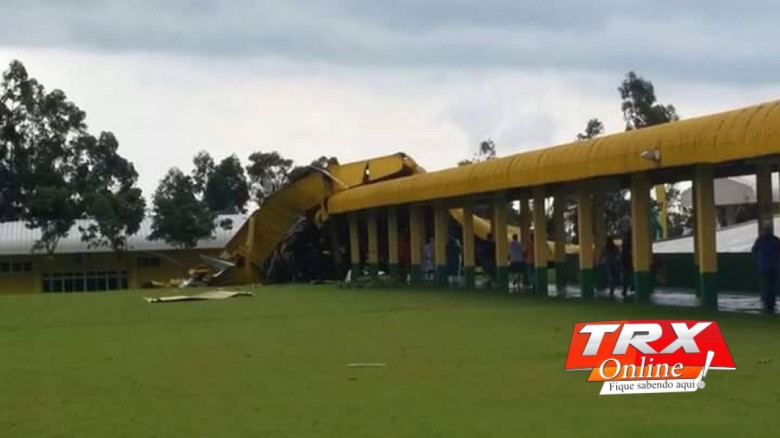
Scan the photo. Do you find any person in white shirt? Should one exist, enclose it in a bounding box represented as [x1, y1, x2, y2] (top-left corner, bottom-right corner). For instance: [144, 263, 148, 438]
[508, 234, 525, 292]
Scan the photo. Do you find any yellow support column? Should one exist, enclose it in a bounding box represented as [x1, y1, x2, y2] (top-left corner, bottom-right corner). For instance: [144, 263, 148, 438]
[348, 213, 361, 276]
[593, 186, 607, 290]
[519, 194, 532, 288]
[434, 203, 449, 287]
[631, 173, 653, 302]
[533, 187, 548, 295]
[695, 165, 718, 309]
[553, 191, 567, 294]
[757, 163, 774, 233]
[655, 184, 669, 239]
[493, 193, 509, 292]
[387, 207, 399, 282]
[409, 205, 424, 284]
[367, 210, 379, 278]
[578, 185, 595, 299]
[243, 215, 258, 283]
[462, 203, 476, 289]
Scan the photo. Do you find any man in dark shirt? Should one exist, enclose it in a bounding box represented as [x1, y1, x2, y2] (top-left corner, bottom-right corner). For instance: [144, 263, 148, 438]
[752, 223, 780, 314]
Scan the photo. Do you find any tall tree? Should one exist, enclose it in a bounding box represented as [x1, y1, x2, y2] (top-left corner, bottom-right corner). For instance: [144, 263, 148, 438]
[149, 168, 215, 249]
[0, 60, 145, 253]
[76, 132, 146, 251]
[204, 154, 249, 214]
[246, 151, 294, 204]
[619, 71, 679, 130]
[619, 71, 686, 237]
[191, 150, 215, 194]
[288, 155, 339, 180]
[458, 139, 497, 166]
[576, 118, 604, 141]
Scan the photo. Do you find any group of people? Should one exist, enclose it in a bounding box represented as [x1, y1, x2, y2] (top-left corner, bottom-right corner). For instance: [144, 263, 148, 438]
[418, 231, 538, 291]
[399, 221, 780, 312]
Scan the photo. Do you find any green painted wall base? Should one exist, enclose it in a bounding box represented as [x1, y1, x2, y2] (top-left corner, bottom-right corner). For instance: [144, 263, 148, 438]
[699, 272, 718, 310]
[368, 263, 378, 278]
[635, 271, 652, 303]
[580, 268, 595, 299]
[594, 264, 608, 290]
[535, 266, 548, 295]
[435, 265, 448, 287]
[351, 263, 361, 277]
[496, 266, 509, 292]
[388, 264, 400, 282]
[555, 262, 567, 291]
[693, 264, 700, 297]
[411, 264, 423, 285]
[464, 266, 476, 289]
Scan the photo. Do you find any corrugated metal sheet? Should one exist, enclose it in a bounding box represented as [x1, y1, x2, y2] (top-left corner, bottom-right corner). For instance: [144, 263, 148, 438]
[327, 99, 780, 213]
[0, 214, 247, 256]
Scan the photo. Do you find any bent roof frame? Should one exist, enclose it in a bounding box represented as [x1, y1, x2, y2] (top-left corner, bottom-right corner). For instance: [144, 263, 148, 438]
[327, 100, 780, 214]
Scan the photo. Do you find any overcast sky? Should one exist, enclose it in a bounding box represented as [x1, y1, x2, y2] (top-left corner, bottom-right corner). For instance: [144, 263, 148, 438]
[2, 1, 780, 198]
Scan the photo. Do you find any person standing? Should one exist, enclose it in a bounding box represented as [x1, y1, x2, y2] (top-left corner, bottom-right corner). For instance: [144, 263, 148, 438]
[422, 236, 435, 281]
[482, 233, 496, 289]
[602, 236, 621, 300]
[508, 233, 524, 293]
[524, 232, 535, 292]
[620, 227, 633, 301]
[446, 235, 462, 286]
[752, 223, 780, 313]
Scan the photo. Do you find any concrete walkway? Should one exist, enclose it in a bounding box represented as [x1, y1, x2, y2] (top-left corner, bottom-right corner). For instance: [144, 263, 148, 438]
[537, 285, 769, 314]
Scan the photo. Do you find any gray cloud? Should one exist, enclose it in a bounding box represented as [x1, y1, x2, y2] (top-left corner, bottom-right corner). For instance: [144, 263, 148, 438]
[1, 1, 778, 84]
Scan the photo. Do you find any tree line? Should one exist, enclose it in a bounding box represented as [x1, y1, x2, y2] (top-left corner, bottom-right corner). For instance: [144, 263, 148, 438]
[0, 60, 331, 252]
[1, 59, 689, 254]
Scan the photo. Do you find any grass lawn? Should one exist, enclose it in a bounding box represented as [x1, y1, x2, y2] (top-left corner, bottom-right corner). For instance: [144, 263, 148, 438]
[0, 285, 778, 437]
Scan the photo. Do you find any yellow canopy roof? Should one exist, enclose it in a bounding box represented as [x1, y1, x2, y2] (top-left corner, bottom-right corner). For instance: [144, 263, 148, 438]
[328, 99, 780, 214]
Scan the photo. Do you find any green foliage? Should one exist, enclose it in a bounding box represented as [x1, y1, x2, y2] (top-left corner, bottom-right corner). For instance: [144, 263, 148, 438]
[619, 71, 679, 130]
[458, 139, 497, 166]
[246, 151, 294, 203]
[203, 154, 249, 214]
[576, 118, 604, 141]
[0, 60, 145, 253]
[149, 168, 216, 249]
[288, 155, 339, 180]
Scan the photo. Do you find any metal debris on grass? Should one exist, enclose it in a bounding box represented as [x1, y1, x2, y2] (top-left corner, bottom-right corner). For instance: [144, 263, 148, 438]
[144, 290, 253, 303]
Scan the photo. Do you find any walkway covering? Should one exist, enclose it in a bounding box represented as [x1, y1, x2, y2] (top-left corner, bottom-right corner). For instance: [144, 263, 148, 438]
[328, 100, 780, 213]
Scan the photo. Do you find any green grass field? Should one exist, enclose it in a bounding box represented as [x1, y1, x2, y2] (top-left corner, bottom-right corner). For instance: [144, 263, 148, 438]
[1, 285, 778, 437]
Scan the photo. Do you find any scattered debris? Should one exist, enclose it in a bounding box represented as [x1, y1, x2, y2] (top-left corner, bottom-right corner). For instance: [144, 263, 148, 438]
[144, 290, 253, 303]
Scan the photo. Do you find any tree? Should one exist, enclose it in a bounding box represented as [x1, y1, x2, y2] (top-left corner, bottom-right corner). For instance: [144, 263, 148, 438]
[76, 132, 146, 251]
[0, 60, 145, 253]
[619, 71, 688, 238]
[204, 154, 249, 214]
[191, 150, 215, 194]
[576, 118, 604, 141]
[458, 139, 497, 166]
[288, 155, 339, 180]
[619, 71, 679, 130]
[149, 168, 216, 249]
[246, 151, 294, 204]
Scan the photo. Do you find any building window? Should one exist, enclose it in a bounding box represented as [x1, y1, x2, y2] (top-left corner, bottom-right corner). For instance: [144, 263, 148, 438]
[0, 260, 33, 275]
[138, 256, 161, 268]
[42, 271, 129, 293]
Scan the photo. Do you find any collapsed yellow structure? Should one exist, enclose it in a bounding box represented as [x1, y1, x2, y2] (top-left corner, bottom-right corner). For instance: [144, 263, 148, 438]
[220, 153, 547, 285]
[221, 98, 780, 310]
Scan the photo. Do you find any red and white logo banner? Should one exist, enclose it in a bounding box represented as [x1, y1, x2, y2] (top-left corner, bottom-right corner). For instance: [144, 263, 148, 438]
[564, 320, 736, 395]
